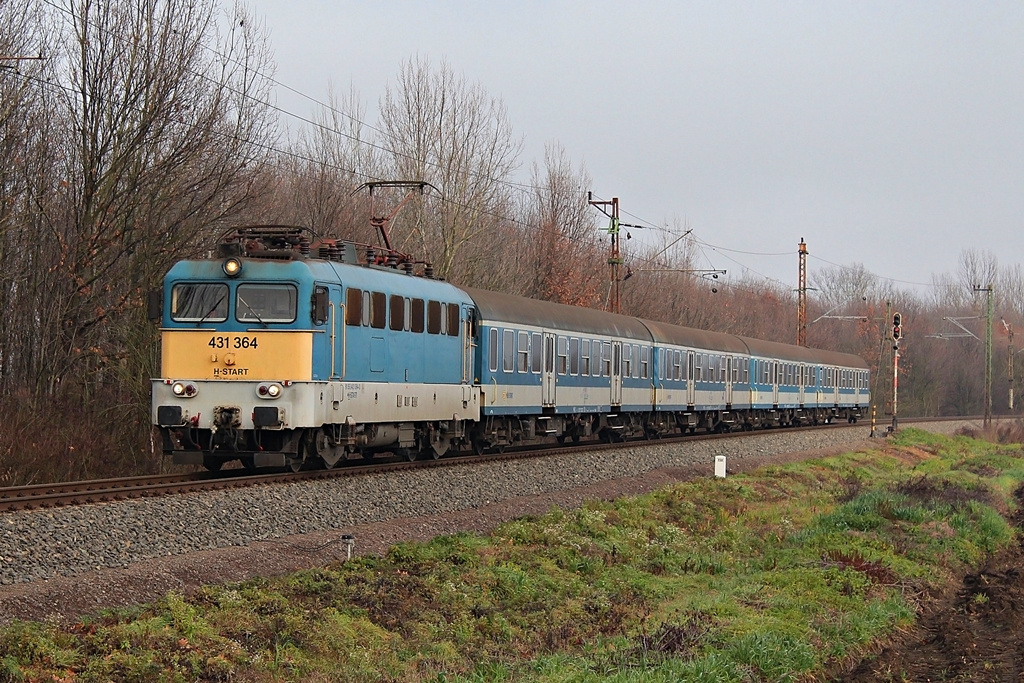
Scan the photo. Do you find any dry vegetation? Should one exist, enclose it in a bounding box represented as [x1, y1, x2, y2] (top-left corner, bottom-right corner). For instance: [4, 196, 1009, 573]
[1, 0, 1022, 484]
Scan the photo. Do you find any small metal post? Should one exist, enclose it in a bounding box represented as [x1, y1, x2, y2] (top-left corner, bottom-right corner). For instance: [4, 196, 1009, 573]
[341, 534, 355, 561]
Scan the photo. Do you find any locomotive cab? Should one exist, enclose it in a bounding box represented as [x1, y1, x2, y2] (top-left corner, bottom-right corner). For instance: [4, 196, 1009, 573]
[152, 225, 482, 471]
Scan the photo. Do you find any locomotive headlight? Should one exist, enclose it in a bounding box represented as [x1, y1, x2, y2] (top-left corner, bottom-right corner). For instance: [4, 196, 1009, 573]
[172, 381, 198, 397]
[256, 382, 283, 399]
[222, 257, 242, 277]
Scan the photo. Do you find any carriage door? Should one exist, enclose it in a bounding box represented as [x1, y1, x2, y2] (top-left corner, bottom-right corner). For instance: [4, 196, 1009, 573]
[725, 356, 734, 406]
[542, 333, 557, 406]
[461, 305, 475, 385]
[313, 284, 344, 381]
[797, 364, 805, 405]
[611, 341, 623, 407]
[772, 361, 780, 406]
[687, 351, 696, 405]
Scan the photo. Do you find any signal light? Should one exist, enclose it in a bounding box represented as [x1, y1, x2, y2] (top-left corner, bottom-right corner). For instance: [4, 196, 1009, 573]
[892, 312, 902, 341]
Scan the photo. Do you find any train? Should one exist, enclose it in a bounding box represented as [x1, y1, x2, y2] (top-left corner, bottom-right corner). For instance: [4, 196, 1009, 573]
[151, 225, 869, 471]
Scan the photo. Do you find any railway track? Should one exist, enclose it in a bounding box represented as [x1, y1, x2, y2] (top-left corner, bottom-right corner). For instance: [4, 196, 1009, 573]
[0, 416, 988, 513]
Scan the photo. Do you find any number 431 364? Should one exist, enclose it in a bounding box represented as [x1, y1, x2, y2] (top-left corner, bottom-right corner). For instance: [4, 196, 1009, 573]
[208, 336, 258, 349]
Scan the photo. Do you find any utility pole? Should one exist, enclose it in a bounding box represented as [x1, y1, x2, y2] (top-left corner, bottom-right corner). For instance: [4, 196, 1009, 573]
[974, 284, 994, 427]
[588, 194, 622, 314]
[797, 238, 808, 346]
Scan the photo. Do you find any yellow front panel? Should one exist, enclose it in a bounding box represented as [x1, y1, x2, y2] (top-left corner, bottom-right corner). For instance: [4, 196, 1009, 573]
[161, 330, 313, 381]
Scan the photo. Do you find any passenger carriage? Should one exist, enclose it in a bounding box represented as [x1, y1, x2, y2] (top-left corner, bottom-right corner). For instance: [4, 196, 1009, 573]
[465, 288, 654, 447]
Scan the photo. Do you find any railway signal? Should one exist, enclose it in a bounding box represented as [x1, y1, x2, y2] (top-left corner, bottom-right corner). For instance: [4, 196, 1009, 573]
[891, 312, 902, 433]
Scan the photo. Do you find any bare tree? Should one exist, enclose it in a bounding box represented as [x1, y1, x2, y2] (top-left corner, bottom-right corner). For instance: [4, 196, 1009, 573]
[517, 142, 602, 306]
[0, 0, 54, 395]
[378, 56, 522, 279]
[1, 0, 276, 406]
[284, 84, 382, 239]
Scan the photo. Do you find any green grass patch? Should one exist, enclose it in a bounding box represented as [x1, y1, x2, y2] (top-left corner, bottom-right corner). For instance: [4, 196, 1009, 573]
[2, 427, 1023, 681]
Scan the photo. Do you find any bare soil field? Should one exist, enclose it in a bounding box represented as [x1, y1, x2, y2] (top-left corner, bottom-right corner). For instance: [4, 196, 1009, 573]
[839, 488, 1024, 682]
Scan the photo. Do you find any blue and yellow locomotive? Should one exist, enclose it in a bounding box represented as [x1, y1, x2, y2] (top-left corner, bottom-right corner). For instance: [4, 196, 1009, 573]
[152, 225, 868, 470]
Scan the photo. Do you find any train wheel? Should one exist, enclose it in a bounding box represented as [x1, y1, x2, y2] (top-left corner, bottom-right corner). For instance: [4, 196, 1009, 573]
[240, 456, 256, 471]
[472, 438, 487, 455]
[202, 457, 222, 472]
[287, 457, 304, 472]
[395, 448, 416, 461]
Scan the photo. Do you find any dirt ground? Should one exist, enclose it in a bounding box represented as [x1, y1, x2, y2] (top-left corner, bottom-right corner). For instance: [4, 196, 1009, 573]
[838, 489, 1024, 682]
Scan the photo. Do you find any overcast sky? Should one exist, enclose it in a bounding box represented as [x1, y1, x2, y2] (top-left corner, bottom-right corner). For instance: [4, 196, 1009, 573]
[249, 0, 1023, 295]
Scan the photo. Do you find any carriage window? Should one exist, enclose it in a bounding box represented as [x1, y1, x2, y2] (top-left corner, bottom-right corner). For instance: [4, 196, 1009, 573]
[389, 295, 404, 331]
[531, 332, 542, 373]
[570, 337, 580, 375]
[502, 329, 514, 372]
[489, 328, 498, 372]
[557, 336, 569, 375]
[447, 303, 460, 336]
[602, 342, 612, 376]
[674, 350, 683, 381]
[410, 298, 424, 333]
[236, 284, 297, 324]
[695, 353, 703, 382]
[593, 343, 603, 377]
[581, 340, 591, 376]
[622, 344, 631, 378]
[345, 288, 361, 325]
[517, 331, 529, 373]
[427, 300, 442, 334]
[367, 291, 386, 329]
[171, 283, 228, 322]
[312, 286, 329, 325]
[641, 346, 649, 379]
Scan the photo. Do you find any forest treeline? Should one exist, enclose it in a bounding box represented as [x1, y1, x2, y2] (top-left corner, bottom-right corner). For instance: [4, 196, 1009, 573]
[1, 0, 1020, 483]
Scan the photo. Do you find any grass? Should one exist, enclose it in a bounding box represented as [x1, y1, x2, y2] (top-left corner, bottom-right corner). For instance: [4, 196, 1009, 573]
[2, 427, 1023, 682]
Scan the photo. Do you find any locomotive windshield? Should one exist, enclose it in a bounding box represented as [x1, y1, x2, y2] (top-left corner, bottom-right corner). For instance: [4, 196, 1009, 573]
[170, 283, 228, 322]
[236, 284, 297, 324]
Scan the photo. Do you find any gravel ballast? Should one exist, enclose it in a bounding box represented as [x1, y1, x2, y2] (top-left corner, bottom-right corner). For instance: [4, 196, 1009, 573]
[0, 420, 981, 624]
